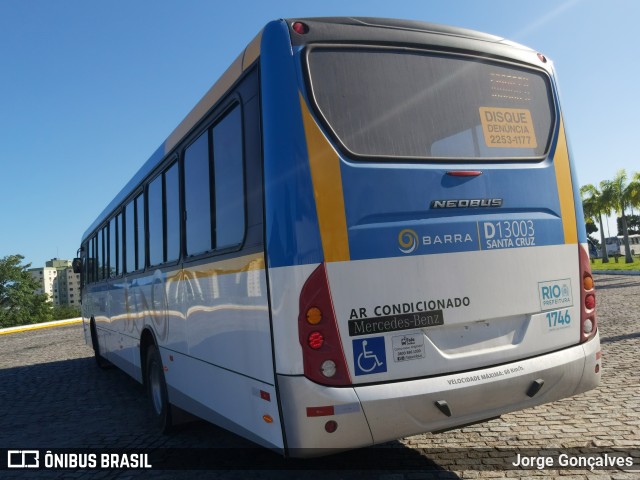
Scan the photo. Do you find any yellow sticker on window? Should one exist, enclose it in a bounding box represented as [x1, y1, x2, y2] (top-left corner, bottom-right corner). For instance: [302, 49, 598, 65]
[479, 107, 537, 149]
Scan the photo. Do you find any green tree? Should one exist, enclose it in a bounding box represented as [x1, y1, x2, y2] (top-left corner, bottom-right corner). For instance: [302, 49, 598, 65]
[616, 214, 640, 235]
[585, 219, 598, 238]
[52, 304, 81, 321]
[0, 254, 53, 328]
[580, 184, 610, 262]
[600, 170, 640, 263]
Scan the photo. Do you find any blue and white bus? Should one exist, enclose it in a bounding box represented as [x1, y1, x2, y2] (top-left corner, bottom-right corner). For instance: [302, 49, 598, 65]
[77, 18, 601, 457]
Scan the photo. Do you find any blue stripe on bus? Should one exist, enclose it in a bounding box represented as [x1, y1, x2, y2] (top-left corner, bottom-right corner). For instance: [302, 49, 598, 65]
[261, 20, 324, 269]
[348, 215, 564, 260]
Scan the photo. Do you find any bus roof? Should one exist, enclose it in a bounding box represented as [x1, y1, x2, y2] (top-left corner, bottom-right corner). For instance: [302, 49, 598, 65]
[286, 17, 525, 47]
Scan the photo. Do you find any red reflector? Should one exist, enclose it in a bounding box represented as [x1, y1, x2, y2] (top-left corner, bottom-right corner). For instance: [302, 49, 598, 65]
[446, 170, 483, 177]
[306, 406, 335, 417]
[308, 331, 324, 349]
[260, 390, 271, 402]
[325, 420, 338, 433]
[292, 21, 309, 35]
[585, 294, 596, 310]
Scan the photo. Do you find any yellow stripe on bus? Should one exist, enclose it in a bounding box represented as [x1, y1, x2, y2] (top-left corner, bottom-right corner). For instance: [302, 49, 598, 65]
[299, 93, 351, 263]
[554, 117, 578, 244]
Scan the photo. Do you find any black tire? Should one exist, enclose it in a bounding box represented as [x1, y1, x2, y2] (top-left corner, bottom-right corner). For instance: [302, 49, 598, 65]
[90, 319, 111, 369]
[145, 345, 173, 433]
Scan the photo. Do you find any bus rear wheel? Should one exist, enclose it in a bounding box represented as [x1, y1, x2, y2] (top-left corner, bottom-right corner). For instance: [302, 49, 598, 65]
[145, 345, 173, 433]
[90, 319, 111, 369]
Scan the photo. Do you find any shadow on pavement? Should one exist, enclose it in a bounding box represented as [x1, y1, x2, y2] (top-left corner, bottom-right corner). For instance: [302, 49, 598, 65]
[0, 357, 459, 476]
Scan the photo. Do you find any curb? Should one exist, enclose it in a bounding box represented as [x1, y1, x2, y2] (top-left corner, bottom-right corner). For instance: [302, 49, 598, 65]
[592, 270, 640, 276]
[0, 317, 83, 336]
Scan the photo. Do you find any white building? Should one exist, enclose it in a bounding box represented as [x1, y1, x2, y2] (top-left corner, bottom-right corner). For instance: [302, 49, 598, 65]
[29, 258, 81, 307]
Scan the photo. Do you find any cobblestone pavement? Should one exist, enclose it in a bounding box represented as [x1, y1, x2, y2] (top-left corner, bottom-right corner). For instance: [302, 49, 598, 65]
[0, 274, 638, 479]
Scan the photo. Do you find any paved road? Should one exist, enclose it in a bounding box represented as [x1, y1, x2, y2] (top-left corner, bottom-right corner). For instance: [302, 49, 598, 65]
[0, 274, 638, 479]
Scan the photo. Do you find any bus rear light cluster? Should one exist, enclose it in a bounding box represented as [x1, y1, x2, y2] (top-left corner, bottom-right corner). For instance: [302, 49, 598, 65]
[298, 263, 351, 385]
[579, 245, 597, 343]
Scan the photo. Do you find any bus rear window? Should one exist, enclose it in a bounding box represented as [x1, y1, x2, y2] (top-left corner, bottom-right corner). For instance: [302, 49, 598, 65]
[305, 47, 555, 160]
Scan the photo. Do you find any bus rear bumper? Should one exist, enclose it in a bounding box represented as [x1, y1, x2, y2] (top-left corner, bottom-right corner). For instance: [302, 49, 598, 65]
[278, 332, 600, 456]
[357, 331, 601, 445]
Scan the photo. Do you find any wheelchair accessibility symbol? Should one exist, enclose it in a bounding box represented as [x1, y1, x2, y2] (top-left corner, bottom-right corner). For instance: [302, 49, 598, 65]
[353, 337, 387, 376]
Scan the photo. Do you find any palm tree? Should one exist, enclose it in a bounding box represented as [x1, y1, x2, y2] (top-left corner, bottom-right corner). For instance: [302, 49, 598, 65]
[600, 170, 640, 263]
[631, 171, 640, 212]
[580, 184, 609, 262]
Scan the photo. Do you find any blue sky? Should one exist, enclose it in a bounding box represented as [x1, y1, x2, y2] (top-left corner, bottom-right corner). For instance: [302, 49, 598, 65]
[1, 0, 637, 268]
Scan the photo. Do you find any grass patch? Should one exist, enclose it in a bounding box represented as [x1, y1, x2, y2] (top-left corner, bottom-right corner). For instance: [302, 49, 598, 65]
[590, 256, 640, 271]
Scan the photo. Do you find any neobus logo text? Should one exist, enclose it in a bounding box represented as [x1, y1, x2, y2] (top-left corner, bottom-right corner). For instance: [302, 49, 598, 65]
[431, 198, 503, 209]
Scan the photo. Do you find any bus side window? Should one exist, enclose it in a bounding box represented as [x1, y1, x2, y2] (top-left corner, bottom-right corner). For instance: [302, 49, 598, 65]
[89, 235, 97, 284]
[97, 228, 104, 281]
[148, 162, 180, 266]
[184, 131, 212, 256]
[212, 106, 245, 249]
[109, 217, 116, 278]
[116, 213, 123, 275]
[136, 194, 145, 270]
[125, 200, 136, 272]
[165, 163, 180, 262]
[148, 175, 163, 267]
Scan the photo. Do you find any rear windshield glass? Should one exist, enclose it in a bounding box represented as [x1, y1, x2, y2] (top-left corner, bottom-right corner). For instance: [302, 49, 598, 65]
[306, 47, 555, 160]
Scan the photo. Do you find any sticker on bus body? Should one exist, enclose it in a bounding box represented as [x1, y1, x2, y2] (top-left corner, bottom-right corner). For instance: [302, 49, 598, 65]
[392, 332, 425, 363]
[538, 279, 573, 311]
[479, 106, 537, 148]
[352, 337, 387, 376]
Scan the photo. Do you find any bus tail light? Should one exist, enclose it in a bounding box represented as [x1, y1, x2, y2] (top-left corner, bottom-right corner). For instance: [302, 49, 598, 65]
[299, 263, 351, 386]
[308, 332, 324, 349]
[579, 245, 596, 343]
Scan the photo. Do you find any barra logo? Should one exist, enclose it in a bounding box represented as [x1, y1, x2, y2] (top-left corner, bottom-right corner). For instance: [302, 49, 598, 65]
[398, 229, 419, 254]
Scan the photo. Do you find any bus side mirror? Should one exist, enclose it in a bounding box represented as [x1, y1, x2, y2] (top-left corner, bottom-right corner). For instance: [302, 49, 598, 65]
[72, 258, 83, 274]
